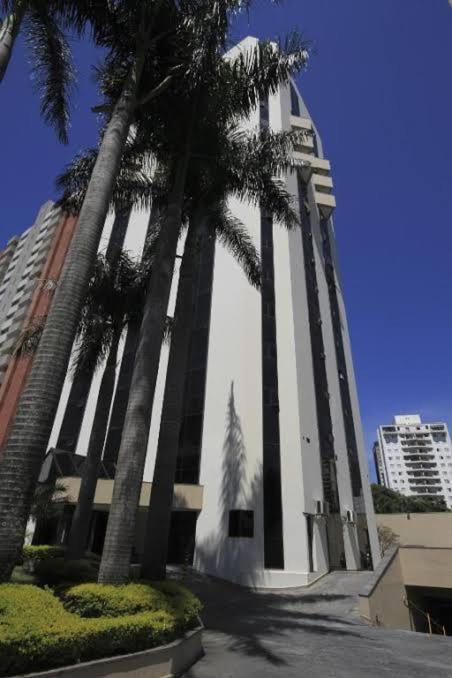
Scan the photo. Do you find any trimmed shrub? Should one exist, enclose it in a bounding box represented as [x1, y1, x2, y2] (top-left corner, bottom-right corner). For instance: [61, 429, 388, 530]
[153, 581, 202, 627]
[34, 558, 98, 586]
[23, 545, 65, 561]
[0, 583, 201, 677]
[63, 583, 170, 618]
[62, 581, 202, 629]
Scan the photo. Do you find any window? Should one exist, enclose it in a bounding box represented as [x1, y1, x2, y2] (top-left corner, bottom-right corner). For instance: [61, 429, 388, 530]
[229, 510, 254, 538]
[290, 83, 300, 116]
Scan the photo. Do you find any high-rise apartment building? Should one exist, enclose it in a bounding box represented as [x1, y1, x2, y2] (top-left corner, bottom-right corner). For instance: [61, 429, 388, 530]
[0, 202, 77, 451]
[376, 414, 452, 507]
[0, 202, 61, 383]
[47, 37, 379, 587]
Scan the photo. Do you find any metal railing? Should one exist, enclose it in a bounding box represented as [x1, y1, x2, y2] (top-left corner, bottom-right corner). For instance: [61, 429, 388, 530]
[403, 596, 446, 636]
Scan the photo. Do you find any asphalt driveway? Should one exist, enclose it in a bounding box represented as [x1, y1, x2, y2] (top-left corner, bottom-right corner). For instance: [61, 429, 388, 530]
[177, 569, 452, 677]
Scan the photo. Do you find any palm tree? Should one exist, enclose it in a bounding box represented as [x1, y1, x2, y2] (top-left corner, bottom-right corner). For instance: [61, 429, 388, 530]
[0, 0, 201, 581]
[141, 121, 305, 580]
[99, 36, 310, 583]
[0, 0, 79, 140]
[65, 252, 144, 560]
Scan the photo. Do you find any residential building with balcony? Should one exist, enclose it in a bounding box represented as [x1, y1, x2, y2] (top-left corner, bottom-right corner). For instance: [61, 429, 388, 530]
[376, 415, 452, 507]
[0, 202, 77, 452]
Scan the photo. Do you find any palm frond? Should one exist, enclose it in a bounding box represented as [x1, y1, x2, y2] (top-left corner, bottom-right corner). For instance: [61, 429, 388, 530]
[227, 33, 309, 115]
[256, 178, 299, 230]
[212, 204, 261, 288]
[72, 251, 143, 376]
[30, 480, 67, 522]
[24, 4, 75, 143]
[56, 139, 154, 214]
[14, 315, 47, 357]
[140, 212, 162, 280]
[212, 126, 300, 230]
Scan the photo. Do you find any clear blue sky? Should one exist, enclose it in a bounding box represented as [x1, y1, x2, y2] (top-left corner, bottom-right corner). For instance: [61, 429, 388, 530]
[1, 0, 452, 478]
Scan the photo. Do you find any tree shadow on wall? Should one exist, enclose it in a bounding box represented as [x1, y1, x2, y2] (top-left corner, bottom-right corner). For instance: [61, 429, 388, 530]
[194, 381, 263, 588]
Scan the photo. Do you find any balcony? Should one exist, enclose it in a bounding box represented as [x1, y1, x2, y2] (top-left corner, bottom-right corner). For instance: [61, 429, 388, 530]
[314, 192, 336, 219]
[290, 114, 312, 131]
[405, 462, 437, 469]
[312, 174, 333, 192]
[293, 152, 331, 173]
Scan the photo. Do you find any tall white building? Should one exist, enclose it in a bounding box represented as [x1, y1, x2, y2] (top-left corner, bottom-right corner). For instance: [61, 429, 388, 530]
[376, 414, 452, 507]
[47, 37, 379, 588]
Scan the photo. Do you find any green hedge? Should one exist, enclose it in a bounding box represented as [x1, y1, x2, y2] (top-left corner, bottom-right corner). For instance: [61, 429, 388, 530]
[62, 583, 169, 617]
[23, 545, 66, 561]
[34, 558, 99, 586]
[0, 583, 201, 677]
[63, 581, 201, 625]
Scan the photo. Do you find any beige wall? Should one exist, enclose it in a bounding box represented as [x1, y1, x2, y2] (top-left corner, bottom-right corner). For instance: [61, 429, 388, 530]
[400, 547, 452, 588]
[359, 549, 411, 630]
[360, 519, 452, 631]
[61, 478, 204, 512]
[376, 513, 452, 548]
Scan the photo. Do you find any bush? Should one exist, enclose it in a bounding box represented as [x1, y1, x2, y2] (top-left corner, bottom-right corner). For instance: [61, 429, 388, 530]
[63, 581, 202, 629]
[63, 583, 169, 618]
[0, 583, 201, 677]
[34, 558, 98, 586]
[153, 580, 202, 627]
[23, 545, 66, 561]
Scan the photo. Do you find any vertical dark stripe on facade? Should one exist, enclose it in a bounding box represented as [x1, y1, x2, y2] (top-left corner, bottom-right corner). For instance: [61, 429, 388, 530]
[56, 208, 131, 454]
[102, 322, 140, 470]
[175, 228, 216, 484]
[320, 219, 362, 497]
[260, 96, 284, 569]
[297, 178, 340, 511]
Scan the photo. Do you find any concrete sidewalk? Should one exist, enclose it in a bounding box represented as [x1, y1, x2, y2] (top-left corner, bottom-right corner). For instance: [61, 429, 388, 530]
[178, 570, 452, 677]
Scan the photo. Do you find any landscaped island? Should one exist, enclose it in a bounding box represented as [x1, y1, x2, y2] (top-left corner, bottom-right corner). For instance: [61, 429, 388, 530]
[0, 547, 201, 677]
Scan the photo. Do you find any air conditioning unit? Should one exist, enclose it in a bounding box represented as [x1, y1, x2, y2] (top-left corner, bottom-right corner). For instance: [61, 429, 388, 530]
[314, 500, 330, 515]
[344, 509, 356, 524]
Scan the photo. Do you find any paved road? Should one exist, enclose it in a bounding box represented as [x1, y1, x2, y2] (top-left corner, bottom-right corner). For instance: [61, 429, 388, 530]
[177, 569, 452, 677]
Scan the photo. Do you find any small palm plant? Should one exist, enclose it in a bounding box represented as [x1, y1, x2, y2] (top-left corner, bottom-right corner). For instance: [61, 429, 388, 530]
[65, 251, 145, 560]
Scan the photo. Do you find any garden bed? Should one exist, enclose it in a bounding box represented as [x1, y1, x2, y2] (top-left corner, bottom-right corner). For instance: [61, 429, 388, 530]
[0, 581, 202, 677]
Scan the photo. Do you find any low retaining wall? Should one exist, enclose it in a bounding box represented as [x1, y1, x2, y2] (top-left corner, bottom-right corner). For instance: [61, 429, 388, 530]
[19, 625, 203, 678]
[359, 546, 411, 630]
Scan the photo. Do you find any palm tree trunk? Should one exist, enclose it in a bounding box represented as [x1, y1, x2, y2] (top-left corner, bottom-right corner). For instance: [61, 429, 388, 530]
[0, 61, 141, 581]
[0, 2, 24, 83]
[65, 330, 121, 560]
[141, 212, 207, 580]
[98, 151, 194, 584]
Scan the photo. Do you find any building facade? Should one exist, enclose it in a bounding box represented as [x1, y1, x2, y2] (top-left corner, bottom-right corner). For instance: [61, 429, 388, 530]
[0, 202, 62, 386]
[376, 414, 452, 507]
[47, 37, 379, 587]
[0, 203, 77, 452]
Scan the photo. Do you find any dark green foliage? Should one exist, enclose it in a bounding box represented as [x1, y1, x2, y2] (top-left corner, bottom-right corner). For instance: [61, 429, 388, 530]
[0, 583, 201, 677]
[62, 581, 201, 625]
[22, 545, 65, 561]
[34, 558, 99, 586]
[372, 483, 449, 514]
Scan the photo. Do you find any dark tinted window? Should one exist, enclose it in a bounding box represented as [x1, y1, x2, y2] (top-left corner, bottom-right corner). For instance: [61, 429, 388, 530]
[290, 83, 300, 116]
[229, 510, 254, 538]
